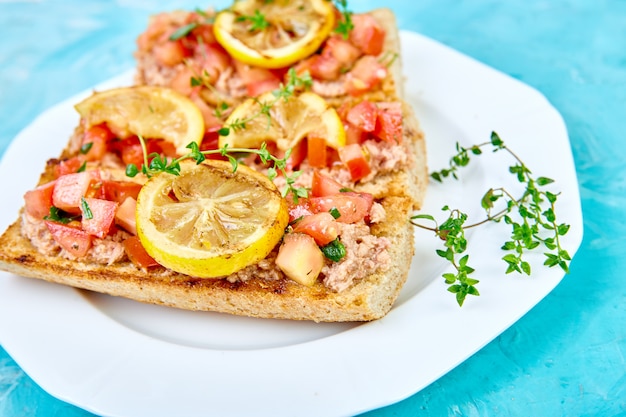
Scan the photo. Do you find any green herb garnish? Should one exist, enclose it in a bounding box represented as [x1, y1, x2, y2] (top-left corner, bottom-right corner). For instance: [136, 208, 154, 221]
[411, 131, 572, 306]
[80, 197, 93, 220]
[169, 22, 199, 41]
[321, 238, 346, 262]
[80, 142, 93, 154]
[43, 206, 80, 224]
[235, 9, 270, 32]
[333, 0, 354, 38]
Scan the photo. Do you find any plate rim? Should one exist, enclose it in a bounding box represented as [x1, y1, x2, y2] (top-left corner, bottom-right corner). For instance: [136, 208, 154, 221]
[0, 30, 583, 417]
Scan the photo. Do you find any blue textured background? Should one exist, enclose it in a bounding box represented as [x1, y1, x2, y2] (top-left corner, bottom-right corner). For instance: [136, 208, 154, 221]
[0, 0, 624, 415]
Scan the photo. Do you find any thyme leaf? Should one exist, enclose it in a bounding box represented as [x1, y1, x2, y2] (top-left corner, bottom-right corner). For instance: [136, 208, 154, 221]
[235, 9, 269, 32]
[169, 22, 198, 41]
[333, 0, 354, 38]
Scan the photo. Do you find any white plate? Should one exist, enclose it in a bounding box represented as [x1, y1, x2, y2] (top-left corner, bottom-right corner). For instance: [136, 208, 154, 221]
[0, 31, 583, 417]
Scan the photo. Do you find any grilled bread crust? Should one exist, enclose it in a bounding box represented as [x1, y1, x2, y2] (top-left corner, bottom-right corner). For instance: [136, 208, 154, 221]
[0, 195, 413, 322]
[0, 8, 427, 322]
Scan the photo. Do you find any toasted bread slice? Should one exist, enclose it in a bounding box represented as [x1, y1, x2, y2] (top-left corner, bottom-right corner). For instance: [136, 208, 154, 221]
[134, 8, 404, 104]
[0, 194, 413, 322]
[0, 6, 426, 322]
[135, 7, 427, 208]
[0, 97, 424, 321]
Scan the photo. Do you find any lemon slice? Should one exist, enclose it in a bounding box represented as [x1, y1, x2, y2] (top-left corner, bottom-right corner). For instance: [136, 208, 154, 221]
[74, 86, 205, 156]
[136, 160, 289, 278]
[214, 0, 335, 69]
[219, 91, 346, 152]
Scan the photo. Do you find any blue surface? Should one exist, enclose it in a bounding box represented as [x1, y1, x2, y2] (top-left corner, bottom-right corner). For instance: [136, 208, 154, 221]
[0, 0, 623, 415]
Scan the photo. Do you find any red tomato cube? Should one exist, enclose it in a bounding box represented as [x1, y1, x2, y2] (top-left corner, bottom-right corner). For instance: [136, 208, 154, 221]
[81, 197, 119, 238]
[45, 221, 93, 258]
[339, 143, 372, 181]
[24, 181, 56, 219]
[293, 212, 340, 246]
[52, 171, 100, 213]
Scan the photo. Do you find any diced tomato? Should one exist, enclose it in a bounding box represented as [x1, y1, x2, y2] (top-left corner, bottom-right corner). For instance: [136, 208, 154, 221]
[81, 197, 118, 238]
[324, 35, 362, 67]
[115, 197, 137, 235]
[54, 156, 87, 178]
[52, 171, 100, 213]
[349, 14, 386, 56]
[346, 100, 378, 132]
[190, 23, 217, 45]
[45, 221, 93, 258]
[345, 56, 387, 96]
[24, 181, 56, 219]
[84, 180, 106, 200]
[109, 137, 169, 168]
[342, 191, 374, 214]
[284, 139, 308, 171]
[199, 127, 228, 161]
[154, 39, 189, 66]
[307, 136, 328, 168]
[373, 102, 403, 144]
[309, 193, 370, 224]
[311, 170, 344, 197]
[158, 139, 178, 158]
[234, 60, 282, 96]
[169, 67, 200, 97]
[196, 43, 232, 84]
[101, 180, 142, 204]
[344, 123, 367, 145]
[339, 143, 372, 181]
[325, 147, 341, 166]
[292, 212, 339, 246]
[109, 137, 144, 167]
[124, 235, 160, 269]
[303, 53, 342, 81]
[81, 124, 114, 162]
[246, 78, 282, 97]
[287, 198, 313, 223]
[275, 233, 325, 286]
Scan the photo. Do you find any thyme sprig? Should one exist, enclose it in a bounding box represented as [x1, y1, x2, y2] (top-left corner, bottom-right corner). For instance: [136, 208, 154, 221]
[411, 131, 572, 306]
[125, 139, 308, 201]
[333, 0, 354, 38]
[218, 67, 312, 137]
[168, 9, 215, 41]
[235, 9, 270, 32]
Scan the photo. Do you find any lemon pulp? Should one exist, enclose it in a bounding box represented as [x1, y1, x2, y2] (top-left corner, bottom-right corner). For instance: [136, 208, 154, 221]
[214, 0, 335, 69]
[74, 86, 205, 156]
[218, 91, 346, 152]
[136, 160, 289, 278]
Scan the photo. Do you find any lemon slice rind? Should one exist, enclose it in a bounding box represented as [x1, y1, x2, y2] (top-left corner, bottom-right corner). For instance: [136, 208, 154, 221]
[213, 0, 336, 69]
[218, 91, 346, 152]
[136, 160, 289, 278]
[74, 86, 205, 156]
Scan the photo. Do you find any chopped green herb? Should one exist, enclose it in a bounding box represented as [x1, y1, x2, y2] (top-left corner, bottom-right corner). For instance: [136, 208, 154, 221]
[80, 142, 93, 154]
[321, 238, 346, 262]
[80, 197, 93, 220]
[190, 76, 203, 87]
[236, 10, 270, 32]
[43, 206, 79, 224]
[169, 22, 198, 41]
[333, 0, 354, 38]
[329, 207, 341, 219]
